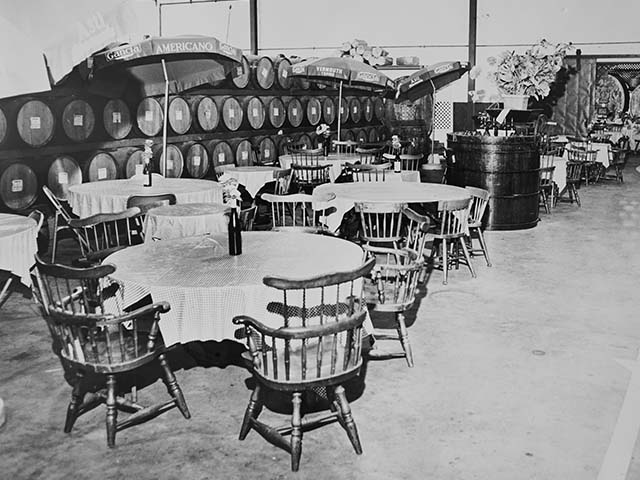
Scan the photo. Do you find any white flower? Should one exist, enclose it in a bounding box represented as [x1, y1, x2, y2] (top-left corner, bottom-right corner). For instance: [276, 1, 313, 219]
[316, 123, 331, 137]
[469, 65, 482, 80]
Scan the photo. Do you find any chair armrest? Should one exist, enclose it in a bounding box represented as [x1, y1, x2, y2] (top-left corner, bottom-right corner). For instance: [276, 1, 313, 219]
[102, 301, 171, 326]
[232, 314, 279, 336]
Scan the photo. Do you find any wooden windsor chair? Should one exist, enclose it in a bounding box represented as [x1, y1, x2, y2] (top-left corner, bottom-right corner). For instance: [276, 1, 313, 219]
[558, 161, 583, 207]
[126, 193, 177, 215]
[68, 207, 144, 266]
[42, 185, 86, 263]
[427, 197, 476, 285]
[355, 147, 383, 165]
[261, 192, 335, 233]
[232, 257, 376, 471]
[465, 187, 492, 266]
[351, 163, 391, 182]
[31, 255, 190, 448]
[290, 163, 331, 193]
[333, 140, 358, 155]
[363, 246, 423, 367]
[354, 201, 407, 249]
[603, 146, 629, 183]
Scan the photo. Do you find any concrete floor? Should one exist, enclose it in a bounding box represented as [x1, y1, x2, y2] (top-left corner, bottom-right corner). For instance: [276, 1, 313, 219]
[1, 157, 640, 480]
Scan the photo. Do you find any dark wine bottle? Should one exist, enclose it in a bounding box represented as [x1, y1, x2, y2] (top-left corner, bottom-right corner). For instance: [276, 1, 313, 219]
[394, 153, 402, 173]
[143, 161, 152, 187]
[228, 206, 242, 256]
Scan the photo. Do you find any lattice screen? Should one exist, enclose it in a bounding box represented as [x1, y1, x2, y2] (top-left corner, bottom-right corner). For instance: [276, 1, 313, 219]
[432, 101, 453, 142]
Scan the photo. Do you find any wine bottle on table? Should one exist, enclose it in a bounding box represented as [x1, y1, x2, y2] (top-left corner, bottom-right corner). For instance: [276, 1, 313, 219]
[228, 201, 242, 256]
[394, 154, 401, 173]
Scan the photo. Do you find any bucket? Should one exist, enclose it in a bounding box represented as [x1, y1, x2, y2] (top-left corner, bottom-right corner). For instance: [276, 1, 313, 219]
[447, 133, 540, 230]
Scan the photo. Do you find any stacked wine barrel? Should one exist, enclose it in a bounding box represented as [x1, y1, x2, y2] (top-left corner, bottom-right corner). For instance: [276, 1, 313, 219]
[0, 54, 389, 212]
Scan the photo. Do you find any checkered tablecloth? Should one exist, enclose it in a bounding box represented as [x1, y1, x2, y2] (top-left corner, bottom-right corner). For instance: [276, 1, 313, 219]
[68, 178, 224, 217]
[105, 232, 368, 346]
[0, 214, 37, 286]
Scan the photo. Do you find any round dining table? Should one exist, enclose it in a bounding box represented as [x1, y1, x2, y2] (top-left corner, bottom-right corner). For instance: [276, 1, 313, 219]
[104, 231, 368, 346]
[67, 177, 224, 217]
[217, 165, 283, 197]
[313, 182, 471, 231]
[0, 213, 38, 288]
[144, 203, 230, 243]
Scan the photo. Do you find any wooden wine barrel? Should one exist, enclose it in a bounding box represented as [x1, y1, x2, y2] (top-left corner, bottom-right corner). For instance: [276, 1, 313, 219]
[0, 162, 38, 211]
[16, 99, 55, 147]
[374, 97, 385, 122]
[235, 139, 254, 166]
[248, 55, 275, 90]
[349, 97, 362, 124]
[245, 96, 266, 130]
[363, 98, 374, 123]
[47, 155, 82, 200]
[221, 97, 243, 131]
[0, 106, 7, 147]
[136, 97, 163, 137]
[155, 144, 184, 178]
[344, 130, 356, 142]
[103, 99, 132, 140]
[286, 97, 304, 128]
[258, 136, 278, 164]
[339, 98, 349, 124]
[61, 99, 95, 142]
[306, 97, 322, 126]
[183, 142, 210, 178]
[86, 151, 118, 182]
[298, 133, 313, 149]
[356, 129, 368, 144]
[166, 96, 192, 135]
[231, 55, 251, 89]
[322, 97, 336, 125]
[124, 148, 146, 178]
[209, 140, 235, 168]
[273, 56, 292, 89]
[368, 126, 379, 143]
[378, 126, 389, 141]
[193, 96, 219, 132]
[447, 133, 540, 230]
[267, 97, 286, 128]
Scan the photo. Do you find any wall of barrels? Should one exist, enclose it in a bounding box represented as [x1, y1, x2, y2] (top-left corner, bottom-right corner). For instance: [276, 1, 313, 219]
[0, 54, 389, 212]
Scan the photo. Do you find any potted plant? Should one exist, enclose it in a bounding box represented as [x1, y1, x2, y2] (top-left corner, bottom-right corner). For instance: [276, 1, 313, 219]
[487, 39, 573, 110]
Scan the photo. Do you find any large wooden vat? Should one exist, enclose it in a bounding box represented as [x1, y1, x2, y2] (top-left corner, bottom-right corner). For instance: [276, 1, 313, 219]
[165, 96, 192, 135]
[349, 97, 362, 124]
[125, 148, 146, 178]
[155, 144, 184, 178]
[209, 140, 234, 168]
[235, 139, 254, 166]
[103, 99, 132, 140]
[17, 99, 55, 147]
[248, 55, 275, 90]
[447, 133, 540, 230]
[257, 136, 277, 164]
[61, 99, 95, 142]
[274, 56, 292, 89]
[0, 162, 38, 211]
[47, 155, 82, 200]
[322, 97, 336, 125]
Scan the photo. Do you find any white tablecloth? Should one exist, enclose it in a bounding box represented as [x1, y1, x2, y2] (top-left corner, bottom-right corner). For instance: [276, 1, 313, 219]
[313, 182, 471, 232]
[68, 178, 224, 217]
[0, 214, 37, 286]
[144, 203, 229, 243]
[105, 232, 368, 346]
[217, 166, 282, 197]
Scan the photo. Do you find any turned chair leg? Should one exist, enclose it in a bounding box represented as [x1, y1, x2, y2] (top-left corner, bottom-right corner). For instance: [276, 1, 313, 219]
[395, 312, 414, 367]
[105, 375, 117, 448]
[157, 353, 190, 419]
[51, 214, 59, 263]
[64, 372, 85, 433]
[333, 385, 362, 454]
[239, 384, 262, 440]
[441, 238, 449, 285]
[458, 237, 476, 278]
[290, 392, 303, 472]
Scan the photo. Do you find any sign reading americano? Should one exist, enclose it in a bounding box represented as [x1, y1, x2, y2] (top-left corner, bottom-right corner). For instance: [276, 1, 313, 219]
[104, 39, 235, 63]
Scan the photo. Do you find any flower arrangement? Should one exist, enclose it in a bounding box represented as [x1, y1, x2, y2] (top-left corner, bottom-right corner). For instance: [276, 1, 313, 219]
[487, 39, 573, 100]
[142, 139, 153, 164]
[391, 134, 402, 154]
[222, 178, 242, 208]
[316, 123, 331, 137]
